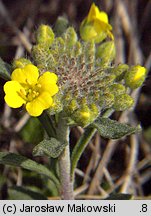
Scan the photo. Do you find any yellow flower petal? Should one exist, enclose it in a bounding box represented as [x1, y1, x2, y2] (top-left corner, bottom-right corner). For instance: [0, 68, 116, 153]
[80, 3, 113, 43]
[87, 3, 108, 23]
[133, 66, 146, 81]
[11, 68, 26, 83]
[38, 72, 59, 96]
[11, 64, 39, 85]
[38, 72, 58, 84]
[81, 19, 112, 43]
[87, 3, 100, 21]
[4, 81, 25, 108]
[26, 92, 53, 116]
[93, 19, 113, 41]
[94, 19, 112, 32]
[98, 11, 108, 24]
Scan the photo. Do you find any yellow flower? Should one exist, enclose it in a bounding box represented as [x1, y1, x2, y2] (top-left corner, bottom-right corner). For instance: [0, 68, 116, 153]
[80, 3, 114, 43]
[4, 64, 59, 116]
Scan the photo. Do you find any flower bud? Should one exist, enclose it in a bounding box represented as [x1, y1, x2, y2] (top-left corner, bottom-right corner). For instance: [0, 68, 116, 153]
[110, 64, 129, 81]
[84, 41, 95, 65]
[113, 94, 134, 111]
[48, 94, 63, 115]
[80, 3, 113, 43]
[109, 84, 126, 96]
[98, 74, 116, 88]
[102, 93, 114, 108]
[31, 44, 55, 71]
[72, 104, 99, 127]
[96, 41, 116, 66]
[36, 25, 54, 47]
[124, 65, 147, 89]
[63, 27, 77, 47]
[68, 99, 78, 113]
[54, 16, 69, 36]
[12, 58, 31, 69]
[72, 41, 82, 57]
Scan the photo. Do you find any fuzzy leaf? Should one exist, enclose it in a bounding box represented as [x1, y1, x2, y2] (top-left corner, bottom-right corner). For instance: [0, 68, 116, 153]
[0, 152, 60, 188]
[8, 186, 47, 200]
[92, 117, 141, 139]
[0, 58, 11, 80]
[33, 138, 67, 158]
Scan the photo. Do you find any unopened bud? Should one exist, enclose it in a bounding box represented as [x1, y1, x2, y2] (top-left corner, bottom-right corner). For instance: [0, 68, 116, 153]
[48, 95, 63, 115]
[97, 41, 116, 66]
[12, 58, 31, 69]
[109, 84, 125, 96]
[63, 27, 77, 47]
[72, 41, 82, 57]
[113, 94, 134, 111]
[84, 41, 95, 64]
[36, 25, 54, 47]
[68, 99, 78, 113]
[111, 64, 129, 81]
[31, 44, 55, 71]
[72, 103, 99, 127]
[102, 93, 114, 108]
[124, 65, 147, 89]
[54, 16, 69, 36]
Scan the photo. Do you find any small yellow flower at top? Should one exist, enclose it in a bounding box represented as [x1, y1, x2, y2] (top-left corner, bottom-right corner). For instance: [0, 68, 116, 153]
[80, 3, 114, 43]
[4, 64, 59, 116]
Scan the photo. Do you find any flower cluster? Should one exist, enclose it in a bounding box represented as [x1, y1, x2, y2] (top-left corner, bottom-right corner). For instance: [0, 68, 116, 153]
[3, 3, 147, 127]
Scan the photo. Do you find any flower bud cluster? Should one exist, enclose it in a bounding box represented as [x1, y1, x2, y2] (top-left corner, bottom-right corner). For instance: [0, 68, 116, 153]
[3, 2, 146, 126]
[26, 23, 147, 127]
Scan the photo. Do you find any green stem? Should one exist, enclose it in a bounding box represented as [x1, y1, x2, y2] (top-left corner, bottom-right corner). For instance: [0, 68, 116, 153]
[71, 127, 96, 180]
[38, 111, 56, 138]
[102, 108, 114, 118]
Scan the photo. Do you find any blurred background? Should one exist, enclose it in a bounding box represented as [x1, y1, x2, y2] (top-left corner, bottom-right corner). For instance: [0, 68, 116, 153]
[0, 0, 150, 199]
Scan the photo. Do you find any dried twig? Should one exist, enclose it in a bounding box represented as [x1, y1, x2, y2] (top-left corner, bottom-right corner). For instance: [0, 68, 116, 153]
[88, 139, 118, 195]
[14, 113, 30, 133]
[120, 134, 139, 193]
[0, 0, 32, 52]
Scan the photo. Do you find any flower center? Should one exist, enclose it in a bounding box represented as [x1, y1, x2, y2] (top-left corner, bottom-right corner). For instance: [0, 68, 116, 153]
[19, 81, 42, 102]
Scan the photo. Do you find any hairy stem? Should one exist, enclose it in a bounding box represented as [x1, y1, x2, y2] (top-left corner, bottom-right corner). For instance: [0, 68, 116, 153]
[39, 112, 74, 199]
[71, 127, 96, 181]
[59, 144, 74, 199]
[57, 114, 74, 199]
